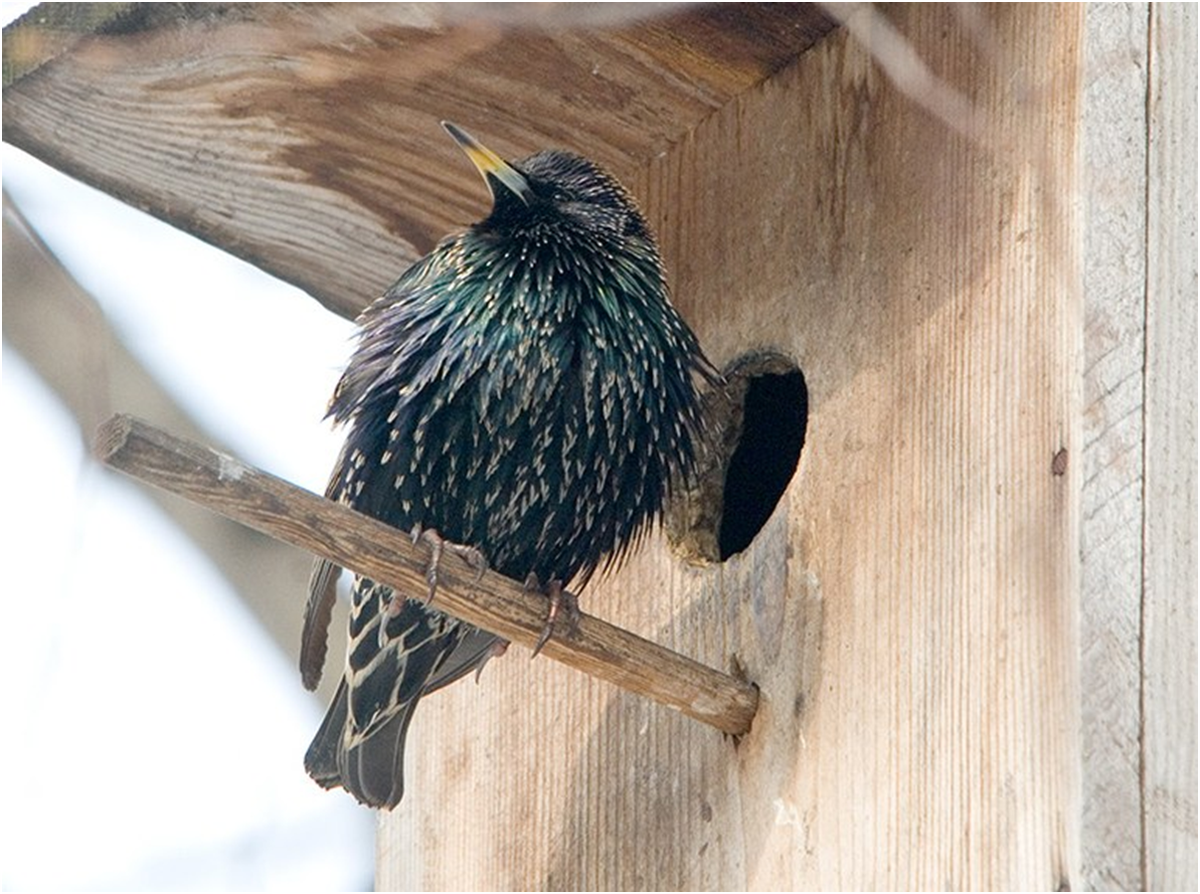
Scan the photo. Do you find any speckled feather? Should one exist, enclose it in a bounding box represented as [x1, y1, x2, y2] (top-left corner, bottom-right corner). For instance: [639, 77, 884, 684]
[302, 139, 715, 809]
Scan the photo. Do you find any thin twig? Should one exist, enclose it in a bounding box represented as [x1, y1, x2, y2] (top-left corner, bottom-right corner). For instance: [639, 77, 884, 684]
[94, 413, 760, 736]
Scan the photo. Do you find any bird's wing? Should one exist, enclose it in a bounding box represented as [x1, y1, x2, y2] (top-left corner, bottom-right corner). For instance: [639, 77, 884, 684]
[300, 449, 360, 692]
[300, 558, 341, 691]
[421, 624, 502, 694]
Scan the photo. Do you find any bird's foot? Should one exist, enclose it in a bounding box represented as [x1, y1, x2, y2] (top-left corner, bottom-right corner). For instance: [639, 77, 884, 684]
[377, 587, 406, 648]
[524, 574, 580, 658]
[410, 524, 488, 605]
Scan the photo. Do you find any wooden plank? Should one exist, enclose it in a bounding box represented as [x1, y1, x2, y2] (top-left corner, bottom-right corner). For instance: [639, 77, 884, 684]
[1143, 4, 1198, 889]
[1, 2, 133, 85]
[379, 6, 1084, 888]
[1078, 5, 1149, 889]
[2, 3, 835, 320]
[1079, 5, 1199, 888]
[94, 414, 760, 736]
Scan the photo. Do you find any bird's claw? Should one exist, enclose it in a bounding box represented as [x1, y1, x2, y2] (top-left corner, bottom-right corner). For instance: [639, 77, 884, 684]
[526, 575, 579, 658]
[377, 587, 407, 648]
[474, 638, 511, 683]
[410, 524, 488, 605]
[377, 528, 486, 648]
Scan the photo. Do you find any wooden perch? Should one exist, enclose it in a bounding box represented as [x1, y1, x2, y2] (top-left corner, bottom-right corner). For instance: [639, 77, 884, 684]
[94, 413, 759, 736]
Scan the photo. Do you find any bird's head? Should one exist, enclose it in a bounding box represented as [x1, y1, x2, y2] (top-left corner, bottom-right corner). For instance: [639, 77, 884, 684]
[443, 121, 651, 245]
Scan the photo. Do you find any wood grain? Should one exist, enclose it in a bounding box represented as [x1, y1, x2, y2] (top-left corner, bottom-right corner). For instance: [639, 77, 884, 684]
[1078, 6, 1198, 888]
[1079, 5, 1149, 888]
[382, 5, 1084, 889]
[95, 414, 760, 736]
[2, 3, 834, 320]
[1143, 4, 1198, 889]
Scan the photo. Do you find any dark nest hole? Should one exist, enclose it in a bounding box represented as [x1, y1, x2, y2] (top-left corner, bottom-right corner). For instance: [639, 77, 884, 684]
[667, 353, 808, 563]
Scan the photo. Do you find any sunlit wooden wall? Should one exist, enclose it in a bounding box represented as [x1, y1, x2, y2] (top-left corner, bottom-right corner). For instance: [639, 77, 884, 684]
[387, 6, 1085, 888]
[4, 4, 1194, 890]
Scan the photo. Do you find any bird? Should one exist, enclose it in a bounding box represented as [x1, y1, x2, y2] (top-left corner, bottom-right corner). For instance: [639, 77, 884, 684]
[300, 121, 717, 809]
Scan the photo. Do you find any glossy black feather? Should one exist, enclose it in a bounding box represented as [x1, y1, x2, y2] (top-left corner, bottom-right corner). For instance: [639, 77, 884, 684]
[303, 139, 714, 809]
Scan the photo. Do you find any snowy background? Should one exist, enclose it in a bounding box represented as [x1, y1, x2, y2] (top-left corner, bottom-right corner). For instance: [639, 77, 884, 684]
[2, 3, 377, 888]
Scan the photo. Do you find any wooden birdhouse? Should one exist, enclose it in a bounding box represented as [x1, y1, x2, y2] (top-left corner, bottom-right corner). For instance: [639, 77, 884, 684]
[4, 4, 1194, 889]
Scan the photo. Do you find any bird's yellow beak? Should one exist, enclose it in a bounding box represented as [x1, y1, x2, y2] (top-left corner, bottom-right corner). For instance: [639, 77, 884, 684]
[443, 121, 532, 206]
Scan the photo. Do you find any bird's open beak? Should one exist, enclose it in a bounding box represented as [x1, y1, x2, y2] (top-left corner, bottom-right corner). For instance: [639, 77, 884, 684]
[442, 121, 532, 206]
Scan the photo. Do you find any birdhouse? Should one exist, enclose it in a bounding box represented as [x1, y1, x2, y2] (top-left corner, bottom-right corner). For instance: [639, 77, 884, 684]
[4, 4, 1195, 889]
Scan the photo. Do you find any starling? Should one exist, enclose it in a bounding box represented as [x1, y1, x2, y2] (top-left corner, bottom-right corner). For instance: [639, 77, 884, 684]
[301, 122, 716, 809]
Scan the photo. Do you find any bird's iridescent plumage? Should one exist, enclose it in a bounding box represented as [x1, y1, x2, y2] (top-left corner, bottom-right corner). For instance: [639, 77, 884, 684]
[302, 125, 715, 809]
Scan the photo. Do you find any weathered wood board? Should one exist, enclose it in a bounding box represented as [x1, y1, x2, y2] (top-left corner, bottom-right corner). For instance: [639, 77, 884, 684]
[383, 5, 1084, 889]
[1079, 5, 1150, 888]
[3, 3, 835, 319]
[1080, 5, 1197, 890]
[1141, 5, 1197, 890]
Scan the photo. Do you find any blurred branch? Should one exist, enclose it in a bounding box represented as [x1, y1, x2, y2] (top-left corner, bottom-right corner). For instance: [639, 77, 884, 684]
[97, 413, 762, 737]
[2, 192, 340, 700]
[823, 3, 984, 142]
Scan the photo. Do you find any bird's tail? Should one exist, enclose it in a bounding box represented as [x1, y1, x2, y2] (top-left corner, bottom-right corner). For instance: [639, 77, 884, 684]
[304, 679, 348, 791]
[305, 678, 419, 809]
[304, 578, 504, 810]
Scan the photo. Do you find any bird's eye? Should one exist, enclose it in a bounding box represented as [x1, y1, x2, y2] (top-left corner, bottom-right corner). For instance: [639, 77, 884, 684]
[551, 188, 571, 204]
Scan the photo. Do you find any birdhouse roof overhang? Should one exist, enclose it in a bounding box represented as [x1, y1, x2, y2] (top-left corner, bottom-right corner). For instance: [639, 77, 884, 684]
[2, 3, 837, 319]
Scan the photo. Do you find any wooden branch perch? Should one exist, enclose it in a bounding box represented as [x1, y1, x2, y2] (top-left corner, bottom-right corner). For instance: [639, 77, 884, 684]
[94, 413, 759, 736]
